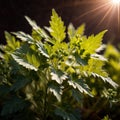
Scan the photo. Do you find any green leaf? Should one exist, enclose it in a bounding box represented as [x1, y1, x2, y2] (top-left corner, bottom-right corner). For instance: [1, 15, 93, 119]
[102, 115, 111, 120]
[48, 84, 63, 102]
[12, 54, 38, 71]
[12, 32, 34, 44]
[11, 44, 41, 71]
[68, 23, 85, 38]
[32, 54, 40, 67]
[84, 58, 107, 77]
[25, 16, 53, 44]
[74, 53, 88, 65]
[68, 23, 76, 39]
[96, 44, 106, 53]
[75, 23, 85, 36]
[32, 29, 42, 41]
[104, 44, 120, 59]
[0, 45, 4, 51]
[25, 16, 40, 30]
[81, 30, 107, 57]
[91, 54, 107, 61]
[12, 44, 40, 71]
[0, 51, 4, 59]
[72, 89, 83, 102]
[49, 9, 66, 42]
[91, 73, 118, 88]
[26, 50, 40, 68]
[4, 31, 20, 51]
[36, 42, 49, 58]
[51, 69, 68, 84]
[68, 79, 92, 97]
[51, 41, 68, 57]
[68, 23, 85, 44]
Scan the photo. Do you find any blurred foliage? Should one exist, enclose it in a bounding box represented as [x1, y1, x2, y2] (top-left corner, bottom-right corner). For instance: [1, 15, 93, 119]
[104, 44, 120, 84]
[103, 44, 120, 119]
[80, 44, 120, 120]
[0, 9, 119, 120]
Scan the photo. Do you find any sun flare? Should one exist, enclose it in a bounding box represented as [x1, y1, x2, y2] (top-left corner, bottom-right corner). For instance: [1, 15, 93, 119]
[111, 0, 120, 4]
[75, 0, 120, 31]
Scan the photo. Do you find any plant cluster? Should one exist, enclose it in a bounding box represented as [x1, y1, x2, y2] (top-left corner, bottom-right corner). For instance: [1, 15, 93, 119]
[103, 44, 120, 119]
[0, 9, 118, 120]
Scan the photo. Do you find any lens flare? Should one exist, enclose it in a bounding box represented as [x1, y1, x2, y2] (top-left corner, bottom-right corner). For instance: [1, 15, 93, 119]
[112, 0, 120, 4]
[75, 0, 120, 31]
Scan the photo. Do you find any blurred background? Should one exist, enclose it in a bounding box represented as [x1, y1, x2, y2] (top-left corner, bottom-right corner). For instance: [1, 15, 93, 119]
[0, 0, 120, 45]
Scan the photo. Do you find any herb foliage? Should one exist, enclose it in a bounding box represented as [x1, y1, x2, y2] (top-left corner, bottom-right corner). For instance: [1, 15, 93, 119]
[0, 9, 118, 120]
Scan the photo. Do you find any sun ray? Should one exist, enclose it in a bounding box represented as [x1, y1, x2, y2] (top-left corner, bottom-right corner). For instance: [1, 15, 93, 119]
[112, 0, 120, 4]
[75, 2, 110, 20]
[98, 5, 114, 25]
[117, 4, 120, 31]
[75, 0, 120, 29]
[74, 0, 120, 33]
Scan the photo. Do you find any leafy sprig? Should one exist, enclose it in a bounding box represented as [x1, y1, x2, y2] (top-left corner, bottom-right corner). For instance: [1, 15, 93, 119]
[0, 9, 118, 120]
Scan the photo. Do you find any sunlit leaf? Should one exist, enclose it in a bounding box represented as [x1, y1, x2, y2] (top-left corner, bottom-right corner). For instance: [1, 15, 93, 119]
[36, 42, 49, 58]
[51, 69, 68, 84]
[4, 31, 20, 51]
[25, 16, 53, 44]
[68, 23, 85, 39]
[12, 54, 38, 71]
[81, 30, 107, 57]
[12, 32, 34, 44]
[68, 23, 76, 39]
[91, 73, 118, 88]
[48, 84, 63, 102]
[68, 79, 92, 97]
[49, 9, 66, 42]
[75, 23, 85, 36]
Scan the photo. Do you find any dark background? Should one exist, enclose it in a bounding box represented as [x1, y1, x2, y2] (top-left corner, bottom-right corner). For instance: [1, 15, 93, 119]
[0, 0, 120, 45]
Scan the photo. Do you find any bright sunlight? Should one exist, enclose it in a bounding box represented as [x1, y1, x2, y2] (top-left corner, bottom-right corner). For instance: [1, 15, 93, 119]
[111, 0, 120, 4]
[75, 0, 120, 29]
